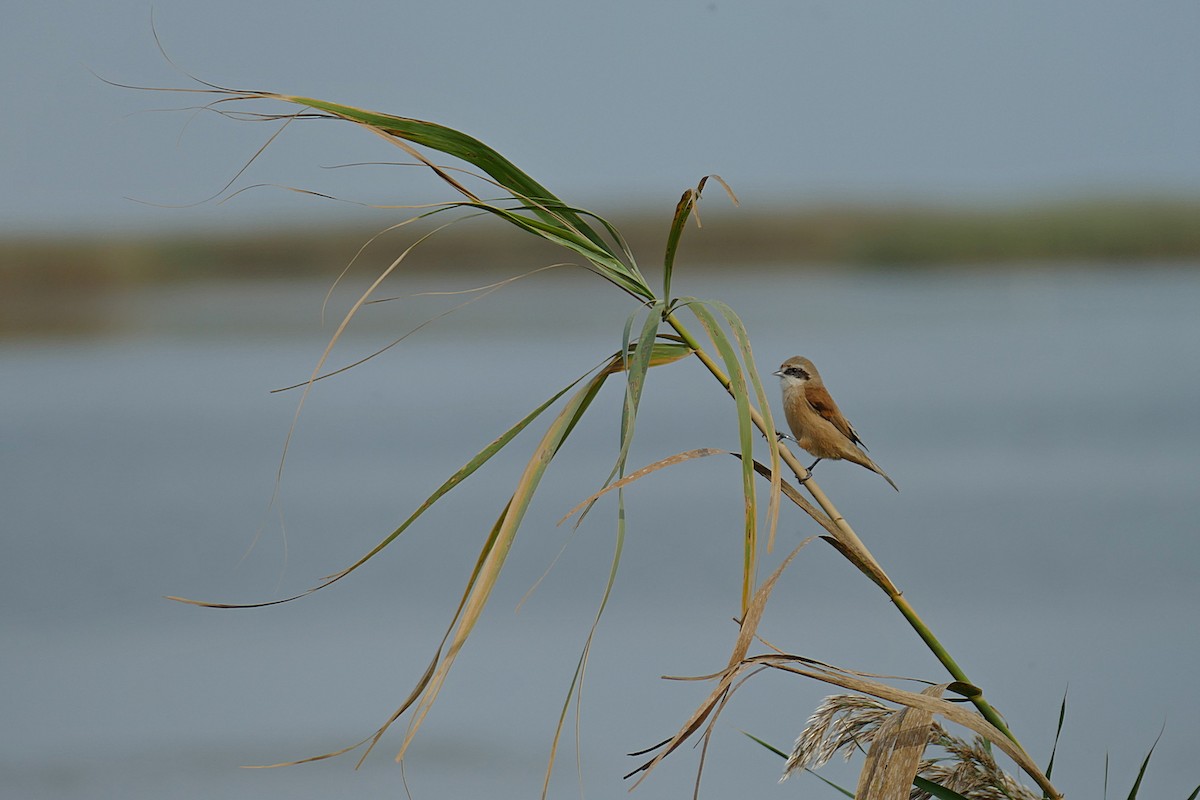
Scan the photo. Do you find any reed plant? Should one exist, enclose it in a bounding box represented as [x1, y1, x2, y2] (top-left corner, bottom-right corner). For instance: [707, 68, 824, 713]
[143, 81, 1192, 800]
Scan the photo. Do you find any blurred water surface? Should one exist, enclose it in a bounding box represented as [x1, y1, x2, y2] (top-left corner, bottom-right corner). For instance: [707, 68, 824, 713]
[3, 264, 1198, 799]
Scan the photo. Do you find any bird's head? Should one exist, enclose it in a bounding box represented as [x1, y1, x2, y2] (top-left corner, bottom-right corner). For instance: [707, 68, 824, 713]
[773, 356, 817, 389]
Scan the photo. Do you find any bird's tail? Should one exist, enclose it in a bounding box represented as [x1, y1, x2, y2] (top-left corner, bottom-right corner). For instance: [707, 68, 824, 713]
[855, 452, 899, 492]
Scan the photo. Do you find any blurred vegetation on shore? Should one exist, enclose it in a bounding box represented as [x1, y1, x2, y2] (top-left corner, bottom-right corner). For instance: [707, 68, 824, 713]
[3, 197, 1198, 335]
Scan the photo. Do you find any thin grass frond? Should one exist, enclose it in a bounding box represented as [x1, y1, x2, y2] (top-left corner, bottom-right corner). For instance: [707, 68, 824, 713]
[556, 448, 815, 540]
[558, 448, 727, 526]
[366, 262, 566, 306]
[316, 206, 494, 323]
[273, 263, 572, 393]
[266, 221, 444, 488]
[124, 115, 300, 210]
[246, 735, 374, 769]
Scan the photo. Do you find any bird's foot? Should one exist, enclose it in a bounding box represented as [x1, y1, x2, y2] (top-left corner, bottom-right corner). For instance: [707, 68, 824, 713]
[797, 458, 822, 484]
[792, 460, 822, 485]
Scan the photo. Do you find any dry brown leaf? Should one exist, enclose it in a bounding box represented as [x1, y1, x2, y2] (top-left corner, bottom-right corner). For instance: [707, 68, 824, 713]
[625, 538, 814, 787]
[855, 683, 947, 800]
[558, 448, 728, 526]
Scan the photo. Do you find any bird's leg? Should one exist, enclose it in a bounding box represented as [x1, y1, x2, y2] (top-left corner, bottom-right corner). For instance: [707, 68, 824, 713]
[793, 458, 821, 484]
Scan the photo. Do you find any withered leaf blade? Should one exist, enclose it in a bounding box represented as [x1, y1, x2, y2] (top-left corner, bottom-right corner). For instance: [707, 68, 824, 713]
[855, 683, 951, 800]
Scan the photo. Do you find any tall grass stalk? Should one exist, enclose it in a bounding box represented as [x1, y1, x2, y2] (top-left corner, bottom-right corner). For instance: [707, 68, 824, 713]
[147, 82, 1061, 798]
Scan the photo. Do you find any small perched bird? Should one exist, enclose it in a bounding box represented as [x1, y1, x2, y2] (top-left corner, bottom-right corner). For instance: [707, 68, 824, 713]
[774, 355, 898, 491]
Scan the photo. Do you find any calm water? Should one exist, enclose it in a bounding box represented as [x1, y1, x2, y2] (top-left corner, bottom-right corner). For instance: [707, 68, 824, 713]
[3, 265, 1199, 799]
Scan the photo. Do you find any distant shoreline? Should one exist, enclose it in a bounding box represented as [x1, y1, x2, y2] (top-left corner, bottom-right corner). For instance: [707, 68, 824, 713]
[3, 199, 1199, 293]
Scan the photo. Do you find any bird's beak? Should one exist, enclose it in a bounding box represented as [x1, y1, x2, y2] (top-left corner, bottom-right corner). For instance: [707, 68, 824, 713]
[772, 369, 784, 377]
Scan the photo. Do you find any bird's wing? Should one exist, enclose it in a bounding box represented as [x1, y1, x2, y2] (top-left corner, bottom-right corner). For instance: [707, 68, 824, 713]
[806, 384, 866, 448]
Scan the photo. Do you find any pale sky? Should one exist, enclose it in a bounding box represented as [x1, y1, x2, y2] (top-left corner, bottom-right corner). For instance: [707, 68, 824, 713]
[3, 1, 1198, 234]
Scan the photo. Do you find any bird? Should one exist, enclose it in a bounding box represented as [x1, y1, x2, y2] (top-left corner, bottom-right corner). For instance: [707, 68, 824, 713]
[773, 355, 898, 491]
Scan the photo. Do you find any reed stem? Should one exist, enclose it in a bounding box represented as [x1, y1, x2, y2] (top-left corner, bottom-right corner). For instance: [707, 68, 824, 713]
[662, 311, 1024, 752]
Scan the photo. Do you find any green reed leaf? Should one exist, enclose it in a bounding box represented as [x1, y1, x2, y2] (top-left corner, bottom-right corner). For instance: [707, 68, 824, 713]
[708, 298, 782, 553]
[662, 188, 696, 302]
[1126, 727, 1165, 800]
[394, 354, 619, 761]
[167, 368, 594, 610]
[1045, 688, 1067, 781]
[271, 93, 654, 299]
[680, 299, 758, 613]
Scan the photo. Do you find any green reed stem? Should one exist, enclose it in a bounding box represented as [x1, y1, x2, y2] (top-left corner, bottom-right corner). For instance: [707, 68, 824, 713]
[662, 311, 1024, 752]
